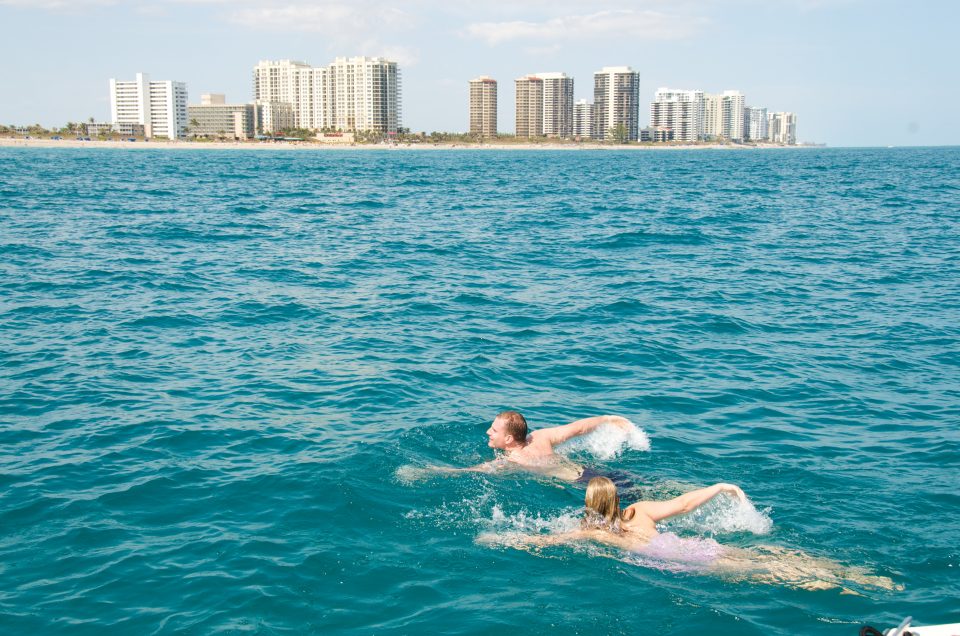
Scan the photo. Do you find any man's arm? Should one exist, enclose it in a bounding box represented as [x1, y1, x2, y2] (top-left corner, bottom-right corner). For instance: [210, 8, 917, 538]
[536, 415, 634, 447]
[423, 459, 506, 476]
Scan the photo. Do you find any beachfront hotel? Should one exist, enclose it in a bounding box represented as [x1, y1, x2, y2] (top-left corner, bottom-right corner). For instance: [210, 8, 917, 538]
[186, 94, 257, 139]
[767, 112, 798, 144]
[110, 72, 188, 139]
[468, 76, 498, 138]
[650, 88, 705, 143]
[573, 99, 594, 139]
[592, 67, 640, 141]
[252, 57, 400, 134]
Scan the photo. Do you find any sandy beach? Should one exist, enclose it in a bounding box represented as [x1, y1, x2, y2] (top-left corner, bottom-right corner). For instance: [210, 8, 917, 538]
[0, 137, 806, 152]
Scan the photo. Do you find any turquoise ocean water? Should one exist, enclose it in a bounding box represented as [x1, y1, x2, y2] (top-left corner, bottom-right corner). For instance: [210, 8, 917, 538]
[1, 146, 958, 634]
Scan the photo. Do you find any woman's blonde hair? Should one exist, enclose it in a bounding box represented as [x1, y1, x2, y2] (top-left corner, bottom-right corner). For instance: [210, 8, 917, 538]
[582, 476, 633, 531]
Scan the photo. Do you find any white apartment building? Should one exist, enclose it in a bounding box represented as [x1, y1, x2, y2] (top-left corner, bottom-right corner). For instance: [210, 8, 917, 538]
[702, 93, 723, 139]
[592, 66, 639, 141]
[700, 90, 745, 141]
[767, 112, 797, 144]
[744, 106, 768, 142]
[329, 56, 400, 134]
[650, 88, 704, 142]
[535, 72, 573, 138]
[110, 72, 187, 139]
[515, 75, 544, 138]
[251, 59, 333, 130]
[469, 76, 498, 137]
[721, 90, 745, 141]
[573, 99, 593, 139]
[252, 57, 400, 134]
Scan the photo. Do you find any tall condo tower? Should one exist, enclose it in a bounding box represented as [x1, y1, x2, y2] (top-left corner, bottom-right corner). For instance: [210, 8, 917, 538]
[328, 57, 400, 134]
[701, 90, 745, 141]
[592, 66, 639, 141]
[650, 88, 704, 142]
[536, 72, 574, 138]
[110, 72, 187, 139]
[469, 76, 498, 138]
[721, 90, 745, 141]
[515, 75, 544, 138]
[767, 112, 797, 144]
[573, 99, 594, 139]
[253, 57, 400, 133]
[744, 106, 768, 141]
[702, 93, 723, 139]
[252, 60, 314, 129]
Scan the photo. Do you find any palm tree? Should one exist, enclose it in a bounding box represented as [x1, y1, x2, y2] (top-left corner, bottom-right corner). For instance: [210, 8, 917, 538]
[608, 124, 629, 144]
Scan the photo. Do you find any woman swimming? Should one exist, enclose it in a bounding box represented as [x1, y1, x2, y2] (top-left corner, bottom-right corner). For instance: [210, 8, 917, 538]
[480, 476, 899, 592]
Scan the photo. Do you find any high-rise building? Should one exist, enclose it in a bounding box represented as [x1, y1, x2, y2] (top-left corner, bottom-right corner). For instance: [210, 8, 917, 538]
[573, 99, 593, 139]
[253, 57, 400, 133]
[721, 90, 745, 141]
[535, 72, 574, 138]
[515, 75, 544, 138]
[328, 56, 400, 134]
[110, 72, 187, 139]
[252, 60, 313, 129]
[469, 76, 498, 138]
[701, 90, 745, 141]
[592, 66, 639, 141]
[744, 106, 768, 142]
[702, 93, 723, 139]
[767, 112, 797, 144]
[650, 88, 704, 142]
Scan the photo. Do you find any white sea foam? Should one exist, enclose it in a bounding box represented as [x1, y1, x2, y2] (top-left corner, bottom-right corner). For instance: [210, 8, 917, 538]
[394, 464, 433, 484]
[484, 505, 581, 534]
[556, 420, 651, 460]
[659, 493, 773, 536]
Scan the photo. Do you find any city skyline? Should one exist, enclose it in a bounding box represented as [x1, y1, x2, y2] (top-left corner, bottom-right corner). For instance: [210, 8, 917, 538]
[1, 0, 957, 147]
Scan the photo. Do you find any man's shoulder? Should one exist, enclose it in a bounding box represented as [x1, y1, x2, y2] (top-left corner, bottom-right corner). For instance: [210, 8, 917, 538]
[523, 431, 555, 452]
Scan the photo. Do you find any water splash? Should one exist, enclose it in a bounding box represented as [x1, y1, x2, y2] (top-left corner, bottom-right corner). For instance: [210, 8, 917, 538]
[557, 420, 651, 460]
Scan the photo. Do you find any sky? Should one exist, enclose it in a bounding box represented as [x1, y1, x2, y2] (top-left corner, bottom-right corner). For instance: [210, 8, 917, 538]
[1, 0, 957, 146]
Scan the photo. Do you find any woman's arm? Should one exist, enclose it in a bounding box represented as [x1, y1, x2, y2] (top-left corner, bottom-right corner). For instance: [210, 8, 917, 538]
[629, 483, 746, 523]
[478, 528, 638, 552]
[476, 531, 587, 549]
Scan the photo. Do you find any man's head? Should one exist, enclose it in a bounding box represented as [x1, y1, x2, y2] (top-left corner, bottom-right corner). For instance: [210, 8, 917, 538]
[486, 411, 528, 449]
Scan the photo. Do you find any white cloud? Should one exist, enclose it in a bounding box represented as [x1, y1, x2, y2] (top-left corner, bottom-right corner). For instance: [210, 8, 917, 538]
[463, 9, 704, 45]
[223, 2, 419, 64]
[227, 3, 414, 34]
[0, 0, 115, 8]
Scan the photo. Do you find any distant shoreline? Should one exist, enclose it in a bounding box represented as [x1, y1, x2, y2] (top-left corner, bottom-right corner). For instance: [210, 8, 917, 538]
[0, 137, 816, 152]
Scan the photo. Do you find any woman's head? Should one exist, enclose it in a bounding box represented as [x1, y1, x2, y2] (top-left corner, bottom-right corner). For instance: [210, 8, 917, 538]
[583, 477, 623, 530]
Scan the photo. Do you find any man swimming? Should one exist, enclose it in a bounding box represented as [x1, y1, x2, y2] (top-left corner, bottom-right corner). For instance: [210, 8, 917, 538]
[430, 411, 638, 482]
